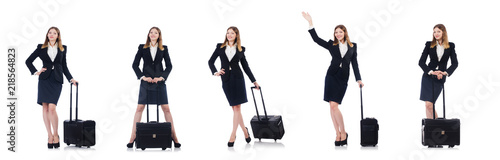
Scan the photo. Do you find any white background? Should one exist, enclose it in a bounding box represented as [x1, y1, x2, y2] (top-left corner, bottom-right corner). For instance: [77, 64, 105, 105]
[1, 0, 500, 159]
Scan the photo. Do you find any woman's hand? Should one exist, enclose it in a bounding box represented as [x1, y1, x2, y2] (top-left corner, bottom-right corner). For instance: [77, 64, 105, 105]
[253, 82, 260, 90]
[143, 77, 153, 83]
[357, 80, 364, 88]
[215, 68, 225, 76]
[152, 77, 164, 83]
[302, 11, 313, 26]
[36, 68, 47, 76]
[70, 79, 78, 86]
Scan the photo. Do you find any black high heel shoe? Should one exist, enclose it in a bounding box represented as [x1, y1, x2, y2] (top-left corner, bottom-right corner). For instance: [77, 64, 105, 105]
[339, 133, 348, 146]
[245, 127, 251, 143]
[172, 138, 181, 148]
[127, 139, 135, 148]
[334, 134, 341, 146]
[228, 136, 236, 147]
[48, 138, 54, 149]
[53, 136, 60, 148]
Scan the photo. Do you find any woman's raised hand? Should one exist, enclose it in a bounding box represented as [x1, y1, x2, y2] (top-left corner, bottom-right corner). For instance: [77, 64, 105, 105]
[302, 11, 313, 26]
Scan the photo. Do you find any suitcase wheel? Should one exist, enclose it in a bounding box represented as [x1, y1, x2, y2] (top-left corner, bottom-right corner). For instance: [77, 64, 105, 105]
[66, 143, 70, 146]
[78, 146, 82, 148]
[259, 138, 261, 141]
[162, 148, 166, 150]
[141, 148, 145, 150]
[274, 139, 277, 142]
[87, 146, 90, 148]
[449, 145, 454, 148]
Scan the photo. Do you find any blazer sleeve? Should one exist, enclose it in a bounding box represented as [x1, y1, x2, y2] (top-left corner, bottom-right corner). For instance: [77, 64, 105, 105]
[308, 28, 330, 49]
[418, 42, 432, 74]
[161, 46, 172, 79]
[446, 43, 458, 76]
[208, 44, 221, 74]
[61, 45, 73, 82]
[25, 44, 42, 75]
[240, 47, 257, 83]
[132, 45, 144, 79]
[351, 43, 362, 81]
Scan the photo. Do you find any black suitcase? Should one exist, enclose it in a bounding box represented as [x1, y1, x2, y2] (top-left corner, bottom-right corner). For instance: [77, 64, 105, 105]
[359, 86, 379, 147]
[422, 78, 460, 148]
[64, 83, 96, 148]
[249, 87, 285, 141]
[135, 86, 172, 150]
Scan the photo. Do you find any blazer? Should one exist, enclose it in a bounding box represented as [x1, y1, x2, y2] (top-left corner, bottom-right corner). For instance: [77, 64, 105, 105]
[208, 43, 256, 83]
[418, 41, 458, 78]
[132, 44, 172, 81]
[25, 44, 73, 84]
[308, 28, 361, 81]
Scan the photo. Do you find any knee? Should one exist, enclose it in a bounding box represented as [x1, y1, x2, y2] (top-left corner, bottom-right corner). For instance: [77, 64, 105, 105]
[425, 102, 433, 110]
[161, 105, 170, 113]
[232, 105, 241, 112]
[136, 105, 145, 113]
[48, 104, 57, 114]
[330, 102, 339, 111]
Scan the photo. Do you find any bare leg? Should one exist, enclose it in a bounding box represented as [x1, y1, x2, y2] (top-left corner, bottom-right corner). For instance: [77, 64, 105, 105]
[229, 105, 242, 142]
[330, 101, 346, 140]
[234, 105, 249, 138]
[129, 104, 145, 143]
[161, 104, 179, 143]
[48, 103, 59, 143]
[42, 103, 53, 143]
[329, 101, 341, 141]
[425, 101, 438, 119]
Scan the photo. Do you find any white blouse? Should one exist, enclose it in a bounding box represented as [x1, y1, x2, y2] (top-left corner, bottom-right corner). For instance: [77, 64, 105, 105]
[436, 42, 444, 62]
[150, 42, 158, 60]
[47, 43, 58, 62]
[225, 42, 237, 62]
[338, 41, 348, 67]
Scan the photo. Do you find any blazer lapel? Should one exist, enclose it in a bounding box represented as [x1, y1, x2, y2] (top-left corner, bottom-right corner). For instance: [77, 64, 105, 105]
[153, 48, 161, 62]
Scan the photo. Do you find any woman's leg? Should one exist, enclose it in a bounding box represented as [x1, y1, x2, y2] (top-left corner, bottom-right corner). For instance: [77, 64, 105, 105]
[425, 101, 438, 119]
[330, 101, 346, 140]
[129, 104, 145, 143]
[42, 103, 53, 143]
[229, 105, 242, 142]
[48, 103, 59, 143]
[235, 105, 249, 138]
[161, 104, 179, 143]
[329, 101, 341, 141]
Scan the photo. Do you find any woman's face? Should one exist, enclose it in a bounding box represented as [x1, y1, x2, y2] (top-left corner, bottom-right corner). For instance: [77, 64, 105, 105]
[433, 28, 443, 41]
[334, 28, 344, 42]
[47, 29, 58, 42]
[226, 29, 236, 42]
[149, 29, 159, 42]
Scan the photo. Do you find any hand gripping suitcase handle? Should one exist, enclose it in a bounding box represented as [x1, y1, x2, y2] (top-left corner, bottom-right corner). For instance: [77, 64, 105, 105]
[146, 84, 161, 123]
[251, 86, 268, 121]
[69, 82, 79, 122]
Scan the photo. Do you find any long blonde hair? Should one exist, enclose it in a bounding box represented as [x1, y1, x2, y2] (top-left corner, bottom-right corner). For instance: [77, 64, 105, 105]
[41, 27, 64, 51]
[430, 24, 450, 49]
[143, 27, 164, 51]
[220, 26, 243, 52]
[332, 25, 353, 47]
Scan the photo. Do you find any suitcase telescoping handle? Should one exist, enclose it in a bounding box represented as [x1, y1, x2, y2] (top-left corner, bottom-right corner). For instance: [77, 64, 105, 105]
[251, 86, 268, 121]
[360, 84, 364, 120]
[69, 82, 79, 122]
[431, 76, 446, 119]
[146, 84, 161, 123]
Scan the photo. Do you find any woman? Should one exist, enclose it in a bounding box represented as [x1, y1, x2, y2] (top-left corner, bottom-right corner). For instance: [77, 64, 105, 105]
[208, 26, 260, 147]
[128, 27, 181, 148]
[419, 24, 458, 119]
[302, 12, 364, 146]
[26, 27, 78, 149]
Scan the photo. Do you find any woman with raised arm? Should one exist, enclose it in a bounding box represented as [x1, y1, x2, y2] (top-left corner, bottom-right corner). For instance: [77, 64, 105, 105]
[302, 12, 363, 146]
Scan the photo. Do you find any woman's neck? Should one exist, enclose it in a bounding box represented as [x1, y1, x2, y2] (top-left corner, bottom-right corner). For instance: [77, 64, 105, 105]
[228, 41, 235, 47]
[49, 41, 56, 47]
[151, 40, 157, 47]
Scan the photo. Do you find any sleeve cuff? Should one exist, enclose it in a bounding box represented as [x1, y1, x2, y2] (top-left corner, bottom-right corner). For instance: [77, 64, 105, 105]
[308, 26, 314, 30]
[139, 76, 144, 80]
[213, 72, 218, 76]
[427, 70, 433, 75]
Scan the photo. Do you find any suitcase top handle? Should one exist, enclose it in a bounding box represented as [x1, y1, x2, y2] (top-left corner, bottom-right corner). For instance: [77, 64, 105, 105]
[69, 82, 79, 122]
[251, 86, 268, 121]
